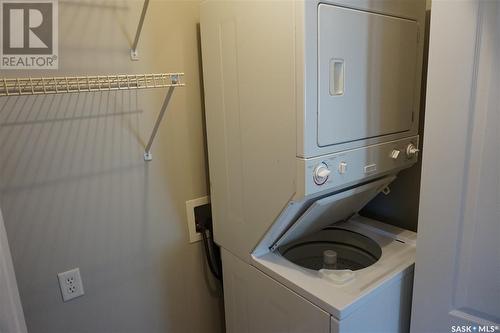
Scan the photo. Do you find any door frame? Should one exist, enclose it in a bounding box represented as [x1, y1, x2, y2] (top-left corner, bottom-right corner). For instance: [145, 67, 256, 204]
[0, 209, 27, 333]
[411, 0, 500, 331]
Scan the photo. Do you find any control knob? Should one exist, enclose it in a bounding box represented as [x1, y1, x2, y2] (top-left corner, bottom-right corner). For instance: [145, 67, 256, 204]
[406, 143, 420, 158]
[313, 163, 331, 185]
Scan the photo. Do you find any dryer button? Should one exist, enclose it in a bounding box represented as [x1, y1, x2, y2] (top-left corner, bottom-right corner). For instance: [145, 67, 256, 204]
[364, 164, 377, 174]
[390, 149, 401, 160]
[338, 162, 347, 174]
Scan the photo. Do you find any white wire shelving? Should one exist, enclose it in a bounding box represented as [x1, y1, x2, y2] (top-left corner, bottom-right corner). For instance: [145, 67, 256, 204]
[0, 72, 185, 161]
[0, 73, 183, 96]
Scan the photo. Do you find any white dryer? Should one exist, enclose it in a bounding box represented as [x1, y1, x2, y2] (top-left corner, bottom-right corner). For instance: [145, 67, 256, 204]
[200, 0, 426, 332]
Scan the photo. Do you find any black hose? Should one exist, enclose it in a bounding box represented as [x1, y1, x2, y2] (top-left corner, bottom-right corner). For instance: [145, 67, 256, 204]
[201, 226, 222, 281]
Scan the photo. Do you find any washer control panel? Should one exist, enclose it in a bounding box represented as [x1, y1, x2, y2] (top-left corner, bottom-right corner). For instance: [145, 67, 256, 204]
[301, 136, 419, 196]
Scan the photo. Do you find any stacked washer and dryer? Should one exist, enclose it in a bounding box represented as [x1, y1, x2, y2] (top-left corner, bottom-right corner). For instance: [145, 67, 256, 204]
[200, 1, 426, 332]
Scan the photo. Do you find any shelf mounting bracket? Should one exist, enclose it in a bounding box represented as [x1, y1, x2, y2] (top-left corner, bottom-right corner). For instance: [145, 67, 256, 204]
[130, 0, 150, 61]
[144, 85, 176, 161]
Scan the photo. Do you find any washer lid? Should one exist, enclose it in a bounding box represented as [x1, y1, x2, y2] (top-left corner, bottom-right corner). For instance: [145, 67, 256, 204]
[272, 176, 395, 249]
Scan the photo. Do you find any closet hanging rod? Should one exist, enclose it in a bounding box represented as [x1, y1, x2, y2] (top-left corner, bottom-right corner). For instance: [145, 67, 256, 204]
[0, 73, 184, 97]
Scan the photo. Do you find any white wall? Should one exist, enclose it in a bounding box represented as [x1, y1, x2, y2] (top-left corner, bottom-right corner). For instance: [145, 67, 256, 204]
[0, 1, 223, 332]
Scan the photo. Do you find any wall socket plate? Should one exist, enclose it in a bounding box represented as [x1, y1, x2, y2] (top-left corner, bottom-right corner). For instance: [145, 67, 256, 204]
[185, 196, 210, 243]
[57, 268, 84, 302]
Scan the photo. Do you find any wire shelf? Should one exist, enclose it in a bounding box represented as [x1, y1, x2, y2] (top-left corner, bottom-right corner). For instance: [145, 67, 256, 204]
[0, 72, 185, 161]
[0, 73, 184, 97]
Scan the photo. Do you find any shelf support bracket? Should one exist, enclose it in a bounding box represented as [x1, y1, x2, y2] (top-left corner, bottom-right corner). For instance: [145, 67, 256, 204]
[130, 0, 150, 61]
[144, 86, 175, 161]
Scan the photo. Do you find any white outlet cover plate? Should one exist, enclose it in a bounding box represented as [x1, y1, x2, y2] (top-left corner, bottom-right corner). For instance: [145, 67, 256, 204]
[185, 196, 210, 243]
[57, 268, 84, 302]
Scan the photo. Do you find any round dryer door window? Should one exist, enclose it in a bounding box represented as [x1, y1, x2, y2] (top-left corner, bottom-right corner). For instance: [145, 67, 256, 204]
[278, 227, 382, 271]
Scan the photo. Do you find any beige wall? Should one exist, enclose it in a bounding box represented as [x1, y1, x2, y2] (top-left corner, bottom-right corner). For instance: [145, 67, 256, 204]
[0, 1, 223, 332]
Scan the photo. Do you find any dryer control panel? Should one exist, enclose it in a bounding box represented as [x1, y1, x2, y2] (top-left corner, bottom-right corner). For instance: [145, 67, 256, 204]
[297, 136, 419, 197]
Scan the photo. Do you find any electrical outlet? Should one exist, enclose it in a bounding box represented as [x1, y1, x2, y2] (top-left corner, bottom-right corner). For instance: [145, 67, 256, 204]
[57, 268, 84, 302]
[185, 196, 210, 243]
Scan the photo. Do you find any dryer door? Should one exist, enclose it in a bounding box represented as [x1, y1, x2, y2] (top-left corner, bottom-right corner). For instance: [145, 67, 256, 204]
[317, 4, 419, 147]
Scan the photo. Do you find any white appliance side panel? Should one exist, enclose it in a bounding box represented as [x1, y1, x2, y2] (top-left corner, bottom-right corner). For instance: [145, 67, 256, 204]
[200, 1, 297, 262]
[317, 5, 419, 147]
[330, 270, 414, 333]
[222, 249, 330, 333]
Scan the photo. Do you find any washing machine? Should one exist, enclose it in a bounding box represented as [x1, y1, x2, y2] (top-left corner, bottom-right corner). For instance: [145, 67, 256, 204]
[200, 0, 426, 332]
[249, 175, 417, 332]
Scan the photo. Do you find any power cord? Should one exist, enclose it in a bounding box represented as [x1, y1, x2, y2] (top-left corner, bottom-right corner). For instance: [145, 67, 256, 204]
[194, 204, 222, 281]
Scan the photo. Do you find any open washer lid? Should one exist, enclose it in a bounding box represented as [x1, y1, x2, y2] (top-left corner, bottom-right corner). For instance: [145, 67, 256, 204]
[271, 176, 396, 250]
